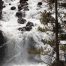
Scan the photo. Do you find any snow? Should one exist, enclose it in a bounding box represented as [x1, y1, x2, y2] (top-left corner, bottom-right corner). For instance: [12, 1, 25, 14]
[60, 41, 66, 44]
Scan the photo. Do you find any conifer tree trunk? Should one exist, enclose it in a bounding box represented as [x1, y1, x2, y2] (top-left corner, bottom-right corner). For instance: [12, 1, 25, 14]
[55, 0, 59, 62]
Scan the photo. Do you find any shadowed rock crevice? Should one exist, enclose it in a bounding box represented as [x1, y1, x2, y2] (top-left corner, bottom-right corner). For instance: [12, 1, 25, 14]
[0, 31, 6, 64]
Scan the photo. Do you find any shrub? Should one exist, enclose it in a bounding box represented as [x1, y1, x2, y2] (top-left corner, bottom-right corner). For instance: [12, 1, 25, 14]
[28, 46, 50, 55]
[28, 47, 42, 55]
[48, 0, 55, 4]
[47, 40, 55, 47]
[40, 11, 51, 25]
[59, 34, 66, 40]
[38, 27, 45, 32]
[60, 45, 66, 52]
[40, 11, 55, 25]
[50, 60, 64, 66]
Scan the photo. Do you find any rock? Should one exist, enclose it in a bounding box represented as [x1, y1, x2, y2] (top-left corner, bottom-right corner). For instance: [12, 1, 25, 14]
[18, 5, 22, 11]
[9, 3, 11, 5]
[16, 11, 22, 18]
[26, 22, 34, 27]
[23, 6, 29, 11]
[11, 6, 16, 10]
[18, 0, 28, 11]
[37, 2, 42, 6]
[0, 30, 5, 45]
[3, 5, 6, 8]
[0, 46, 5, 64]
[0, 0, 3, 9]
[18, 18, 26, 24]
[25, 26, 32, 31]
[18, 27, 26, 31]
[0, 11, 2, 19]
[18, 26, 32, 31]
[19, 0, 28, 8]
[20, 0, 28, 4]
[0, 30, 6, 63]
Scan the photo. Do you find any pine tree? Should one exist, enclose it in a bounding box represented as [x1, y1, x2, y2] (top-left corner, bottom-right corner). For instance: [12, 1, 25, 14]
[39, 0, 66, 66]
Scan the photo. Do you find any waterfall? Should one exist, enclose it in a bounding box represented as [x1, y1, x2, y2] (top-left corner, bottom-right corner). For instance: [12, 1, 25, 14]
[0, 0, 53, 66]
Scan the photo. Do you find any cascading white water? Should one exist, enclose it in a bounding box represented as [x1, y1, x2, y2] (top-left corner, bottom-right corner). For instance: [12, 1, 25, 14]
[0, 0, 53, 66]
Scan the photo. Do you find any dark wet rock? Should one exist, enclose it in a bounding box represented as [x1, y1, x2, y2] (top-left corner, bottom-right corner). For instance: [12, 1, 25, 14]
[0, 0, 3, 10]
[18, 5, 22, 11]
[9, 3, 11, 5]
[0, 30, 5, 45]
[0, 0, 3, 19]
[19, 2, 28, 9]
[21, 11, 25, 17]
[16, 11, 22, 18]
[25, 26, 32, 31]
[24, 2, 28, 5]
[3, 5, 6, 8]
[18, 18, 26, 24]
[18, 0, 28, 11]
[26, 22, 34, 27]
[11, 6, 16, 10]
[18, 27, 25, 31]
[0, 46, 5, 64]
[19, 0, 28, 7]
[18, 26, 32, 31]
[23, 6, 29, 11]
[20, 0, 28, 4]
[0, 30, 6, 63]
[0, 11, 2, 19]
[16, 11, 25, 18]
[37, 2, 42, 6]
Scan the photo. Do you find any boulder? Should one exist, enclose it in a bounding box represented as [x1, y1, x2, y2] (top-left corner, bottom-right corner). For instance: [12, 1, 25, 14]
[18, 26, 32, 31]
[26, 22, 34, 27]
[0, 0, 3, 10]
[0, 11, 2, 19]
[23, 6, 29, 11]
[25, 26, 32, 31]
[0, 30, 6, 63]
[9, 3, 11, 5]
[18, 27, 26, 31]
[11, 6, 16, 10]
[18, 5, 22, 11]
[20, 0, 28, 4]
[18, 18, 26, 24]
[0, 30, 5, 46]
[37, 2, 42, 6]
[3, 5, 6, 8]
[16, 11, 22, 18]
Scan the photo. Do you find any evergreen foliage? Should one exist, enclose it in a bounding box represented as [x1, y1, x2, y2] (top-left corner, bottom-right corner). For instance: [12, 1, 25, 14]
[40, 10, 55, 25]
